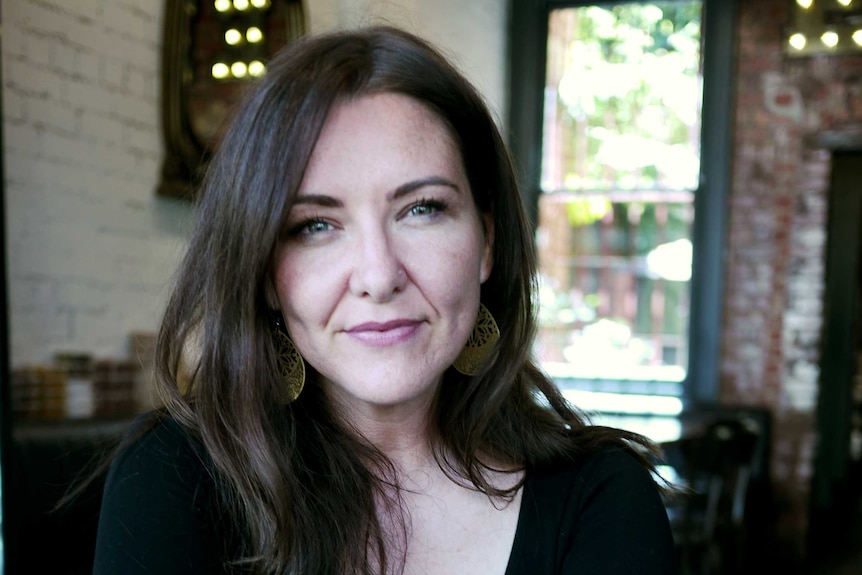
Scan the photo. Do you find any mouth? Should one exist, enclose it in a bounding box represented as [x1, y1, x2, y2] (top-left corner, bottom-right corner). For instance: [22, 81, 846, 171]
[345, 319, 423, 346]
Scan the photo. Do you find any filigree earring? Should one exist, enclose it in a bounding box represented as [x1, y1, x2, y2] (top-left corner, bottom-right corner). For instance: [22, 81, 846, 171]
[453, 303, 500, 376]
[272, 313, 305, 403]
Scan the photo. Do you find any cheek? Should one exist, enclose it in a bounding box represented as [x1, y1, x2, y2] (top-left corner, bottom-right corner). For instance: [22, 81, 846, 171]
[274, 251, 347, 339]
[273, 254, 311, 318]
[422, 241, 485, 308]
[275, 278, 320, 351]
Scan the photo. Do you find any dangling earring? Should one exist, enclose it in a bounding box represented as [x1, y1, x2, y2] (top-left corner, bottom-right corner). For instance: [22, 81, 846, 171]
[272, 313, 305, 403]
[453, 303, 500, 376]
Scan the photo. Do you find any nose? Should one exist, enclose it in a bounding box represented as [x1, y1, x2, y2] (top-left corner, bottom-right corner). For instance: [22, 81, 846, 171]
[348, 226, 407, 301]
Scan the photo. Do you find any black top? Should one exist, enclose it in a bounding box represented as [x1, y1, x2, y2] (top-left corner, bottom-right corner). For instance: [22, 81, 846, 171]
[94, 417, 677, 574]
[506, 447, 678, 574]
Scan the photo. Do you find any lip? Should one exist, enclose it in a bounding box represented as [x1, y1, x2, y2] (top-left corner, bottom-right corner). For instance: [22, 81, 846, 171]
[345, 319, 423, 346]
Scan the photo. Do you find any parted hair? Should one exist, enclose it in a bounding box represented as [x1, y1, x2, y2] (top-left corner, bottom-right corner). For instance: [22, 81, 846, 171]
[152, 25, 658, 574]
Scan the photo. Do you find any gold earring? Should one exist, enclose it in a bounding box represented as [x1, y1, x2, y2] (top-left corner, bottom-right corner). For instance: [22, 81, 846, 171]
[273, 319, 305, 403]
[453, 303, 500, 376]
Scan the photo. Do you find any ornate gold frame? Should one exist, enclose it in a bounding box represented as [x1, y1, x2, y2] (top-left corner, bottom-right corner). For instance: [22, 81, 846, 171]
[158, 0, 200, 199]
[156, 0, 306, 199]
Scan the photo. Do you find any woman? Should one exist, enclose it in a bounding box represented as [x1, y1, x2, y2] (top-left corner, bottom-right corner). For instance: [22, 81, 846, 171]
[93, 26, 677, 575]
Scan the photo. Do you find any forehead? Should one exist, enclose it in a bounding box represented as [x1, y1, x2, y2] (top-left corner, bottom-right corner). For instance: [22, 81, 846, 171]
[322, 92, 453, 145]
[299, 93, 465, 192]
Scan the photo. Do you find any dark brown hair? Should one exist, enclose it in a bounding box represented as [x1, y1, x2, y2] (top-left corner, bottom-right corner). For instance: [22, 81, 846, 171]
[153, 25, 659, 574]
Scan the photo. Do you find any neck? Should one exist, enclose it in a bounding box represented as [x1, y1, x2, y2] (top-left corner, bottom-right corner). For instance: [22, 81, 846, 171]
[333, 391, 438, 477]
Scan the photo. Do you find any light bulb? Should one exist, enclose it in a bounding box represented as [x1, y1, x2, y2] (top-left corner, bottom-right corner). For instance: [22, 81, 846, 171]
[249, 61, 266, 77]
[212, 62, 230, 79]
[234, 0, 250, 11]
[225, 28, 242, 45]
[821, 31, 839, 47]
[214, 0, 231, 12]
[853, 29, 862, 46]
[789, 32, 807, 50]
[246, 27, 263, 43]
[796, 0, 813, 8]
[231, 61, 248, 78]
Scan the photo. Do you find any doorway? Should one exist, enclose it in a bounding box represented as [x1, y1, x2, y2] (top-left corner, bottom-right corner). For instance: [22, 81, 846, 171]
[810, 150, 862, 562]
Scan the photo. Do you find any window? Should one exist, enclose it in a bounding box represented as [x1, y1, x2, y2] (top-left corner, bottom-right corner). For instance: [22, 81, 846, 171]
[508, 0, 736, 412]
[538, 3, 701, 393]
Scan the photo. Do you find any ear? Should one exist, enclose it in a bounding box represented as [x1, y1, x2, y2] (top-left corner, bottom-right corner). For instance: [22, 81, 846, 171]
[480, 212, 494, 284]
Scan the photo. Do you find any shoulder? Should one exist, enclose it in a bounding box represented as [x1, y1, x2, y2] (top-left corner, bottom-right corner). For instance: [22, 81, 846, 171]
[509, 446, 678, 575]
[535, 445, 658, 501]
[115, 412, 206, 463]
[523, 446, 663, 530]
[100, 411, 219, 516]
[94, 413, 234, 574]
[103, 413, 212, 492]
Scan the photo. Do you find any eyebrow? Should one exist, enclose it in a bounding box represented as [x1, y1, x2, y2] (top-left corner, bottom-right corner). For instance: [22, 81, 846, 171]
[292, 176, 461, 207]
[390, 176, 461, 200]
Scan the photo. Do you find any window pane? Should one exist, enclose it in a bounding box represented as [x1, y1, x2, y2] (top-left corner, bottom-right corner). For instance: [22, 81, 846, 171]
[537, 193, 693, 382]
[537, 3, 702, 389]
[542, 3, 702, 192]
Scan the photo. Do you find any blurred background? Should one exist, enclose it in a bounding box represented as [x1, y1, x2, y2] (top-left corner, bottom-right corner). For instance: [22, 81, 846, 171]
[2, 0, 862, 573]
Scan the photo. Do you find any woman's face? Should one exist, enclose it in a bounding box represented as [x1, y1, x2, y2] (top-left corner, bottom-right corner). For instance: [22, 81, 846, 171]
[272, 93, 493, 420]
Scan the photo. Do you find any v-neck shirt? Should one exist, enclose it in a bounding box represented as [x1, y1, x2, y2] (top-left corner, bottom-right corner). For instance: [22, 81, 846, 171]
[94, 417, 677, 574]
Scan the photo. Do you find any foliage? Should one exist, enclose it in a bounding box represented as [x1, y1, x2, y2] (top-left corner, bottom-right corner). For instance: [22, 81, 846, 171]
[537, 2, 703, 377]
[549, 2, 702, 191]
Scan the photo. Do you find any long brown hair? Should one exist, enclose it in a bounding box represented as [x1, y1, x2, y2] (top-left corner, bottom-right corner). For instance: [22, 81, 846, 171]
[153, 25, 659, 574]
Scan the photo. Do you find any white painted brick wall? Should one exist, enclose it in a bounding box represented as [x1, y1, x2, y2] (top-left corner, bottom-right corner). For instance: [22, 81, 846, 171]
[2, 0, 194, 366]
[306, 0, 507, 124]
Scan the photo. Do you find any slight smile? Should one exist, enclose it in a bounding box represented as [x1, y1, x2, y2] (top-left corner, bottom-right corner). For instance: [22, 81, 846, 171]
[345, 319, 423, 347]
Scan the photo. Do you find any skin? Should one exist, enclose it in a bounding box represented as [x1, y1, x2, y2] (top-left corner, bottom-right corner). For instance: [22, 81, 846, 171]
[273, 92, 493, 440]
[272, 93, 521, 574]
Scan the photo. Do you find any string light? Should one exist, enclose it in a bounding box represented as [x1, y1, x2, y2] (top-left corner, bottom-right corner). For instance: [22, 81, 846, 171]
[821, 30, 840, 47]
[246, 27, 263, 43]
[787, 0, 862, 55]
[212, 63, 230, 79]
[231, 61, 248, 78]
[225, 28, 242, 45]
[217, 0, 272, 80]
[249, 61, 266, 77]
[789, 33, 807, 50]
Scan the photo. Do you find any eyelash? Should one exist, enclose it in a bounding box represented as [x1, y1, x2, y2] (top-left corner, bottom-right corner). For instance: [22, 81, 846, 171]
[406, 197, 448, 218]
[286, 197, 449, 239]
[287, 215, 332, 238]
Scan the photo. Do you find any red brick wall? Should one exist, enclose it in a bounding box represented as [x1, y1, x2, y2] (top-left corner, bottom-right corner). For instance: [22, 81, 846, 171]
[724, 0, 862, 560]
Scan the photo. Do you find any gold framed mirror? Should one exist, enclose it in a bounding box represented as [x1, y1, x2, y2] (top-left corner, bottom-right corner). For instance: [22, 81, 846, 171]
[157, 0, 306, 199]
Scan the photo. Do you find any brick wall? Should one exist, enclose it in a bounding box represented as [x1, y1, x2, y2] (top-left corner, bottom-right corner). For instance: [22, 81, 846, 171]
[724, 0, 862, 561]
[2, 0, 194, 367]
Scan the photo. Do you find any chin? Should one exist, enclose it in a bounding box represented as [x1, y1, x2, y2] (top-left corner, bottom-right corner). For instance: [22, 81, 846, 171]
[323, 372, 442, 412]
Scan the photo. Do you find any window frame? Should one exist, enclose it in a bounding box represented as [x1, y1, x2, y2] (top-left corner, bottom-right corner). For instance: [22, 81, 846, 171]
[507, 0, 737, 405]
